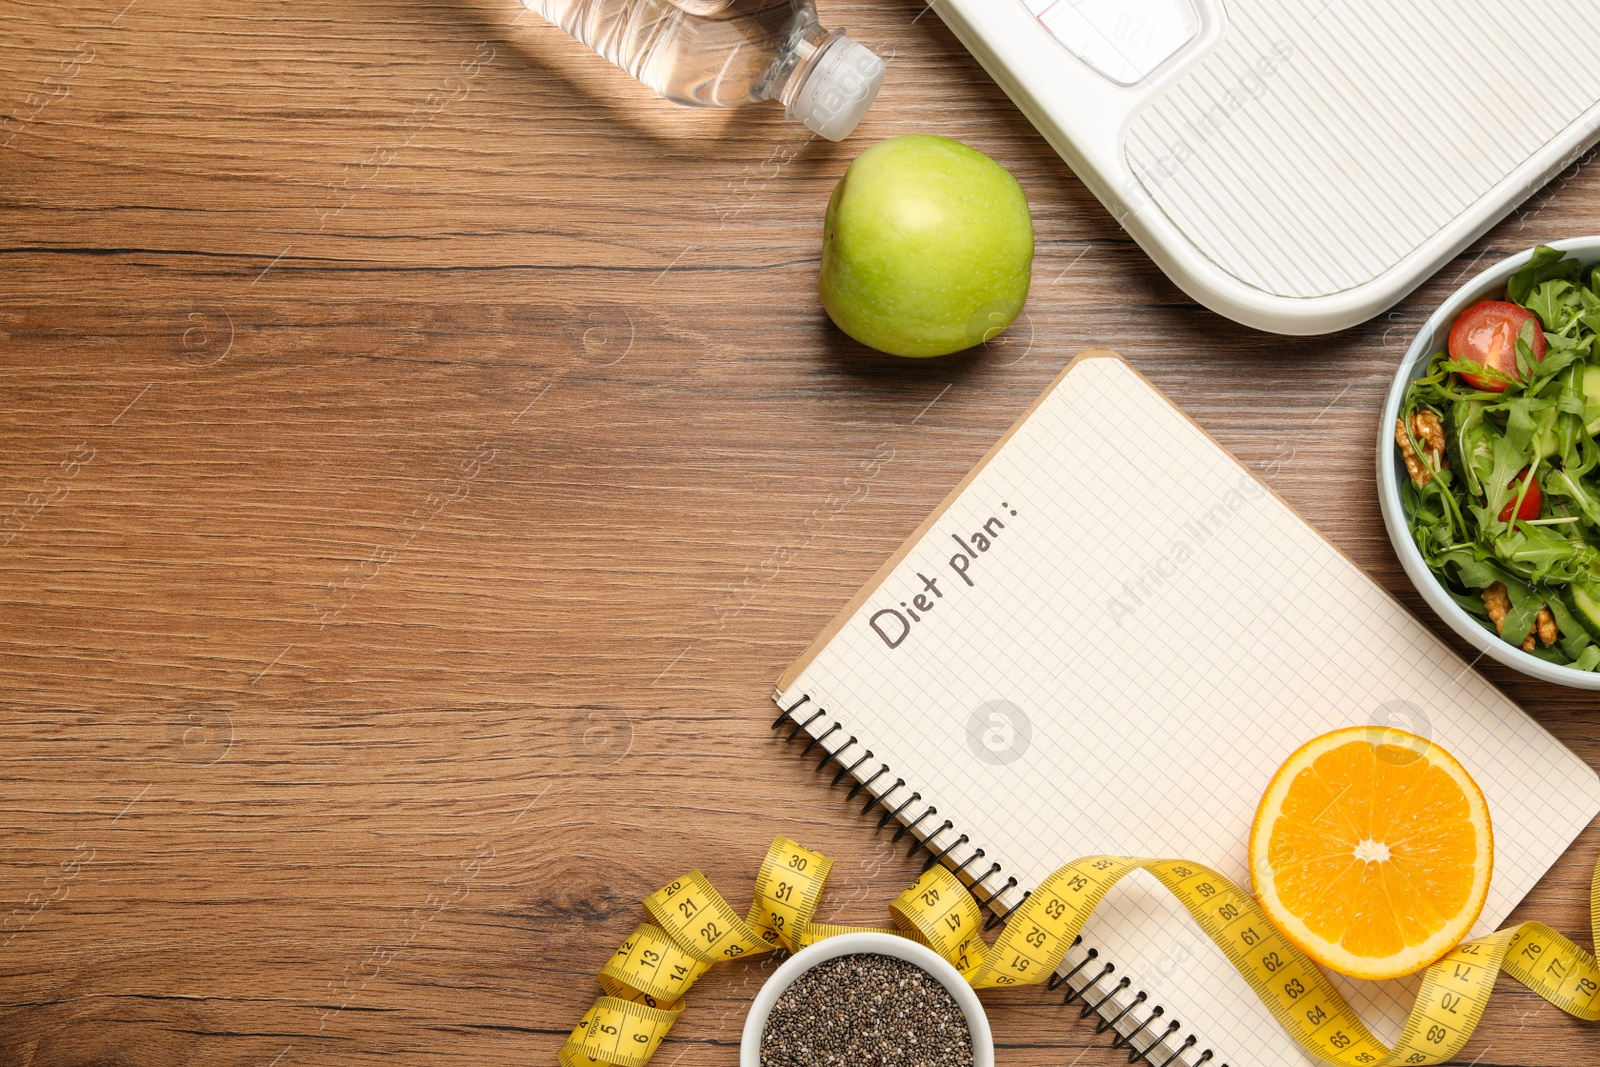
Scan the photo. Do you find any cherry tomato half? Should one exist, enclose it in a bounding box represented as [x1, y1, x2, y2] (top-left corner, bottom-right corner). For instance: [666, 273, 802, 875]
[1498, 468, 1542, 522]
[1449, 300, 1546, 392]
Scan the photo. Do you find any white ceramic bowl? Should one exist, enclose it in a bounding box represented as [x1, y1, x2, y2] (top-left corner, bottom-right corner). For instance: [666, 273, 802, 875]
[738, 931, 994, 1067]
[1378, 236, 1600, 689]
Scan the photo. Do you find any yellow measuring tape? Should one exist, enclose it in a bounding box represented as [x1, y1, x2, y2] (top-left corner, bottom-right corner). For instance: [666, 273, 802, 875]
[562, 837, 1600, 1067]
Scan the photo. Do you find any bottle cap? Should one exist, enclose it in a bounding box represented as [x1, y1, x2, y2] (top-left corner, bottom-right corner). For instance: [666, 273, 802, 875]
[789, 34, 885, 141]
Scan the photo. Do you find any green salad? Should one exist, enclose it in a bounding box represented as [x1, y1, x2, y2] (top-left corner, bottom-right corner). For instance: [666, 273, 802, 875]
[1400, 245, 1600, 671]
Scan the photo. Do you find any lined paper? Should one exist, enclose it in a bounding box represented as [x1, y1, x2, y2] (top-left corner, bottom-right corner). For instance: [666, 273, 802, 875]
[776, 353, 1600, 1067]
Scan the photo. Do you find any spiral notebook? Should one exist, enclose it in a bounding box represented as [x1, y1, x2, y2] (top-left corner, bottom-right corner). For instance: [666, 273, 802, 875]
[772, 350, 1600, 1067]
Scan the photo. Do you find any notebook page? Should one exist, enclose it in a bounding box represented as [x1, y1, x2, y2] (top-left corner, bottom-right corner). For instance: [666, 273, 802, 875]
[777, 353, 1600, 1066]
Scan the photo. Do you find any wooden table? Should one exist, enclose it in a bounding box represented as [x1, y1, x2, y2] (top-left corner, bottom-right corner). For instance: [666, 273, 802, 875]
[2, 1, 1596, 1064]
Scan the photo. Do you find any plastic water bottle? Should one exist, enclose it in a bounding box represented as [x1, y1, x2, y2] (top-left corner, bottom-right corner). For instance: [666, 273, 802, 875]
[524, 0, 886, 140]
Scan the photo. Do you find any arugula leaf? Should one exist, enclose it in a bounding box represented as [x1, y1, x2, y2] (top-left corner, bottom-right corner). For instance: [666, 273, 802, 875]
[1435, 546, 1505, 590]
[1577, 287, 1600, 335]
[1493, 522, 1600, 584]
[1448, 398, 1490, 497]
[1480, 435, 1530, 520]
[1438, 357, 1517, 391]
[1516, 337, 1536, 381]
[1492, 568, 1545, 643]
[1557, 361, 1588, 421]
[1524, 337, 1588, 392]
[1545, 469, 1600, 526]
[1525, 279, 1581, 332]
[1508, 245, 1582, 305]
[1574, 422, 1600, 480]
[1543, 595, 1593, 658]
[1444, 584, 1494, 620]
[1496, 395, 1553, 455]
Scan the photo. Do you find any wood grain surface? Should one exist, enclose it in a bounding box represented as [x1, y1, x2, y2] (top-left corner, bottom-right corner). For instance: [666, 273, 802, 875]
[1, 1, 1597, 1065]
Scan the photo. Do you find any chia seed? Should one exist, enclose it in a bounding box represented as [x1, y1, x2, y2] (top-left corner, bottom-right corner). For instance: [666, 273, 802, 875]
[759, 952, 974, 1067]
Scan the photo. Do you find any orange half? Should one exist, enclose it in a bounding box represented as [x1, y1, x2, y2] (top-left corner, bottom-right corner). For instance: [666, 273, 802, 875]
[1249, 727, 1493, 980]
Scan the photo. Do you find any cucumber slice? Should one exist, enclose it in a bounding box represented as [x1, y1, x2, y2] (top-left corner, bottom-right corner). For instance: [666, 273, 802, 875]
[1567, 582, 1600, 640]
[1583, 366, 1600, 435]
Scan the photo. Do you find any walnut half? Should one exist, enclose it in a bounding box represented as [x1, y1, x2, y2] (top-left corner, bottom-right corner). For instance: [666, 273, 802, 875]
[1535, 605, 1559, 650]
[1481, 582, 1559, 652]
[1396, 410, 1447, 487]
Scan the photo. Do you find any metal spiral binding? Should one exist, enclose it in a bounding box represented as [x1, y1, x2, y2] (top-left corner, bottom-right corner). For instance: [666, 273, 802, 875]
[847, 763, 890, 800]
[828, 744, 872, 785]
[890, 805, 941, 845]
[1153, 1036, 1199, 1067]
[1116, 1008, 1165, 1053]
[947, 846, 986, 880]
[971, 875, 1017, 913]
[814, 734, 856, 772]
[772, 692, 1222, 1067]
[1081, 972, 1128, 1018]
[1066, 962, 1115, 1009]
[1045, 939, 1086, 991]
[787, 710, 826, 742]
[799, 722, 840, 758]
[1096, 989, 1147, 1034]
[921, 831, 967, 871]
[860, 779, 903, 818]
[986, 887, 1031, 930]
[771, 694, 810, 729]
[907, 819, 953, 860]
[1138, 1023, 1183, 1064]
[876, 790, 924, 830]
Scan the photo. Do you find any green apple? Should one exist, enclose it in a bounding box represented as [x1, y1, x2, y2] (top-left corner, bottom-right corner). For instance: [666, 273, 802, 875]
[819, 135, 1034, 358]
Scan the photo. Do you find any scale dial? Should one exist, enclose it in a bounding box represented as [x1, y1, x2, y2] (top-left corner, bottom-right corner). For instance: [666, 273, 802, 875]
[1023, 0, 1199, 85]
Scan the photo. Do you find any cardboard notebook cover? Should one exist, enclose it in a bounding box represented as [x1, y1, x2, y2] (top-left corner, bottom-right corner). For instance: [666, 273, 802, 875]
[774, 349, 1600, 1067]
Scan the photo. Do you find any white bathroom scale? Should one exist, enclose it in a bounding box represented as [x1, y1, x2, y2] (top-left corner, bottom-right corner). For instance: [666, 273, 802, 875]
[935, 0, 1600, 334]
